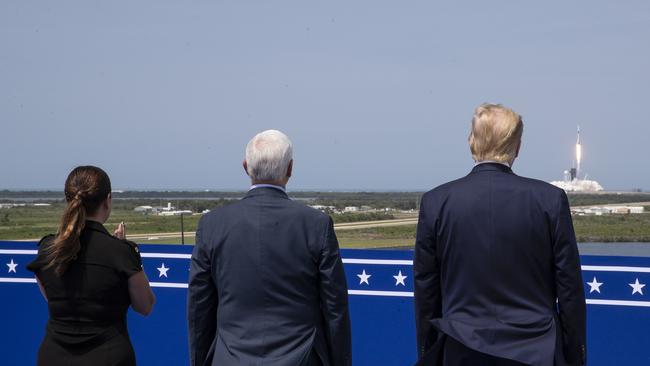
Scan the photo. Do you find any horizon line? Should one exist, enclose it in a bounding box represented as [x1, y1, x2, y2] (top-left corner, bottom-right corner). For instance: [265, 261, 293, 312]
[0, 188, 648, 194]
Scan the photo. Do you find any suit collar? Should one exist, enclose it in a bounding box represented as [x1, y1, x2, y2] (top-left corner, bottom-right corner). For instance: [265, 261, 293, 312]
[249, 184, 286, 193]
[470, 162, 514, 175]
[244, 186, 289, 200]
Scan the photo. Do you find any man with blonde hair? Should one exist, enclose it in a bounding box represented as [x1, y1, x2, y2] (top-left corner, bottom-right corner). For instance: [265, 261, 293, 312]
[188, 130, 351, 366]
[414, 104, 586, 366]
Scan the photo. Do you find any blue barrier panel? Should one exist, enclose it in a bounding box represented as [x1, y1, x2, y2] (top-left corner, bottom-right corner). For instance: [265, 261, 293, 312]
[1, 241, 649, 365]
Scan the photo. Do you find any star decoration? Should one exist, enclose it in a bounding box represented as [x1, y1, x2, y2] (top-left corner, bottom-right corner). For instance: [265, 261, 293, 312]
[587, 277, 603, 294]
[6, 259, 18, 273]
[357, 270, 371, 285]
[393, 270, 407, 286]
[157, 263, 170, 278]
[629, 278, 645, 295]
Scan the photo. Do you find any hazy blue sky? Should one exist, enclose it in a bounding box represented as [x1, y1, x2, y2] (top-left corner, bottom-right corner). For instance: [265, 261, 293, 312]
[2, 1, 649, 190]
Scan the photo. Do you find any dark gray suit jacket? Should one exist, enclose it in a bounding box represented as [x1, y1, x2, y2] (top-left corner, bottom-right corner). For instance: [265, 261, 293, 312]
[414, 163, 586, 366]
[188, 187, 352, 366]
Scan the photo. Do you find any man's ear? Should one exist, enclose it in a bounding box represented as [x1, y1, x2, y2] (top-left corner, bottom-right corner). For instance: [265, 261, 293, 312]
[515, 141, 521, 158]
[243, 160, 249, 176]
[286, 160, 293, 178]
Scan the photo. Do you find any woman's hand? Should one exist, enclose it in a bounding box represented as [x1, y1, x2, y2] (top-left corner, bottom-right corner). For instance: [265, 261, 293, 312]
[114, 221, 126, 239]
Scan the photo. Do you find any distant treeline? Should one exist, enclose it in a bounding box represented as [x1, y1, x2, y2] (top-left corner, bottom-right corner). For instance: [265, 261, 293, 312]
[2, 190, 649, 210]
[0, 190, 424, 210]
[0, 190, 246, 200]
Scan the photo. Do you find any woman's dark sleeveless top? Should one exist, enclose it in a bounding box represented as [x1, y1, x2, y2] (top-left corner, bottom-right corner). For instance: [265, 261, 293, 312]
[27, 220, 142, 366]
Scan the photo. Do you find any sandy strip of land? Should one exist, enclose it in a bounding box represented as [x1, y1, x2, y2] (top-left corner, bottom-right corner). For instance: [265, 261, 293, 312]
[11, 217, 420, 242]
[122, 218, 420, 241]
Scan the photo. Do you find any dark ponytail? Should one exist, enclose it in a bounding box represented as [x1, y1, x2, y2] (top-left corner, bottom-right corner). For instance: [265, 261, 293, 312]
[44, 166, 111, 275]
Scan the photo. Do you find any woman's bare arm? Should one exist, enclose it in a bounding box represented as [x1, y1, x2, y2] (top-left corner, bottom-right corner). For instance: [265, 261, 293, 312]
[128, 271, 156, 316]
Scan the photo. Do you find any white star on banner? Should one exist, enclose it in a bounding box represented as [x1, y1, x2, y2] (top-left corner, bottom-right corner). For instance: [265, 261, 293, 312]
[393, 271, 407, 286]
[157, 263, 170, 278]
[357, 270, 371, 285]
[629, 278, 645, 295]
[6, 259, 18, 273]
[587, 277, 603, 294]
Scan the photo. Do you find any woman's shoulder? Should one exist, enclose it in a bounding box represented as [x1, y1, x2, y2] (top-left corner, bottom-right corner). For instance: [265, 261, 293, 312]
[108, 239, 142, 276]
[26, 234, 56, 273]
[93, 233, 141, 263]
[82, 233, 142, 277]
[35, 234, 56, 254]
[86, 229, 139, 256]
[114, 238, 140, 257]
[38, 234, 55, 246]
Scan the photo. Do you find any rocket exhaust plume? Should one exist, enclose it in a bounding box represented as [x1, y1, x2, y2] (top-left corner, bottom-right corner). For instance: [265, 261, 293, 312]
[575, 126, 581, 177]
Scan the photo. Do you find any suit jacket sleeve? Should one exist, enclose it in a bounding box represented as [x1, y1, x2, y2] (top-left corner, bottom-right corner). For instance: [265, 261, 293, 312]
[187, 219, 218, 366]
[318, 216, 352, 366]
[552, 191, 587, 365]
[414, 194, 442, 359]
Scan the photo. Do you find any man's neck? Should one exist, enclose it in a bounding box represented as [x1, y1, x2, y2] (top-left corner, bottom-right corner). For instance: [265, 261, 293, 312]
[249, 183, 286, 192]
[251, 180, 286, 188]
[474, 160, 512, 168]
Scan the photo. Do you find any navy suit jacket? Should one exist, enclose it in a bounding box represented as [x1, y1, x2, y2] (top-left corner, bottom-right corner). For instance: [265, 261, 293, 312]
[188, 187, 352, 366]
[414, 163, 586, 366]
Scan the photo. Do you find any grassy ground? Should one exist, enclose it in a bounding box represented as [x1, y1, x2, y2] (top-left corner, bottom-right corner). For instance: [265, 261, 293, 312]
[335, 225, 417, 248]
[334, 213, 650, 248]
[0, 204, 200, 240]
[2, 202, 650, 248]
[573, 214, 650, 242]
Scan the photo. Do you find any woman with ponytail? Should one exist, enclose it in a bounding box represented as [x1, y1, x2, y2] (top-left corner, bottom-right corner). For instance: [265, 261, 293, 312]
[27, 166, 155, 366]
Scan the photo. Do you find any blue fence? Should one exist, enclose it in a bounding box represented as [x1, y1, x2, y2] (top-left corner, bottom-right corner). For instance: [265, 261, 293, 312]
[2, 241, 649, 365]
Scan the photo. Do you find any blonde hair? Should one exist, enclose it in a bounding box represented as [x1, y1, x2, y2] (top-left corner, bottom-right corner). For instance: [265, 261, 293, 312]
[468, 103, 523, 164]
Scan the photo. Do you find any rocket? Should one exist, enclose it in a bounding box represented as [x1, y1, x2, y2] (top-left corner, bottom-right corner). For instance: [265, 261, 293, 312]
[575, 126, 582, 178]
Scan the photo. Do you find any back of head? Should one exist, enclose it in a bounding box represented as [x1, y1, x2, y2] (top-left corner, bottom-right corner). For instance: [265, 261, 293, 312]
[45, 166, 112, 275]
[468, 104, 523, 165]
[245, 130, 293, 183]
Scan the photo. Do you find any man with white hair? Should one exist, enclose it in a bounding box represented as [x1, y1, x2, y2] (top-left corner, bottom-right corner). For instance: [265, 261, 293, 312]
[414, 105, 586, 366]
[188, 130, 351, 366]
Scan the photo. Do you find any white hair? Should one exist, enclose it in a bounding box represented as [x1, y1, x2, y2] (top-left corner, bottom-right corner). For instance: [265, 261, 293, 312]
[245, 130, 293, 182]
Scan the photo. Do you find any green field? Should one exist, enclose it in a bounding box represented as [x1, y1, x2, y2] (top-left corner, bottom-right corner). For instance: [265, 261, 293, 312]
[0, 204, 200, 241]
[334, 213, 650, 247]
[573, 214, 650, 242]
[1, 192, 649, 248]
[138, 213, 650, 248]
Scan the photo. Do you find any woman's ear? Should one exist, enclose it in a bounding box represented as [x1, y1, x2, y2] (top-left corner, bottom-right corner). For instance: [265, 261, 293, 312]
[104, 193, 112, 210]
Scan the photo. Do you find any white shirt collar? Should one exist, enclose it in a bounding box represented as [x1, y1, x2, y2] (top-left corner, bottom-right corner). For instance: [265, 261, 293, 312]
[249, 184, 286, 193]
[474, 160, 511, 168]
